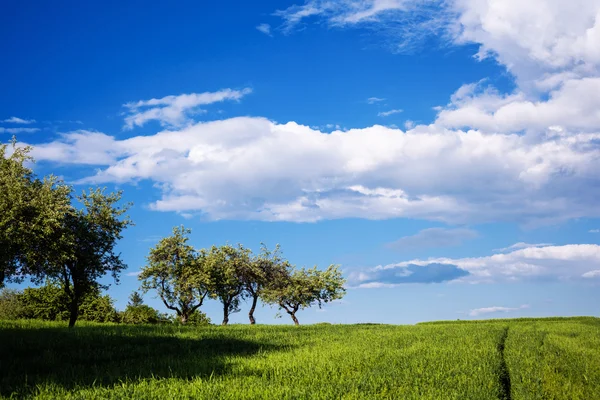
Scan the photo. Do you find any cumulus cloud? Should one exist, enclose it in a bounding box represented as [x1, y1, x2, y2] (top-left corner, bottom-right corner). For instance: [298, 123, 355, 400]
[2, 117, 35, 124]
[25, 117, 600, 224]
[387, 227, 478, 250]
[256, 23, 272, 35]
[378, 109, 403, 117]
[123, 88, 252, 129]
[350, 244, 600, 286]
[0, 127, 40, 134]
[469, 304, 529, 317]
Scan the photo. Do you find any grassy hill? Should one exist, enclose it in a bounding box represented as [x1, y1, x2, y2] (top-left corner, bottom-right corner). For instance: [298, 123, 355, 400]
[1, 317, 598, 399]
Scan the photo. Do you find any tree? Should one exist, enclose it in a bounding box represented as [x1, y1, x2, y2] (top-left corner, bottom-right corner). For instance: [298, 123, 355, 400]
[139, 226, 209, 324]
[262, 265, 346, 326]
[0, 138, 71, 287]
[205, 244, 250, 326]
[128, 291, 144, 307]
[9, 281, 118, 323]
[122, 305, 160, 324]
[122, 290, 161, 324]
[0, 288, 25, 320]
[240, 244, 291, 325]
[38, 188, 133, 327]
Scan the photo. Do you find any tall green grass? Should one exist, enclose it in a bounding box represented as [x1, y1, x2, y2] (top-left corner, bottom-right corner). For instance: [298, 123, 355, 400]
[0, 317, 598, 399]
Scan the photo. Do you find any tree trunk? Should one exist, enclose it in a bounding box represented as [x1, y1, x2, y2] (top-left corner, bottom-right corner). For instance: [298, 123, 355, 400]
[222, 302, 229, 326]
[180, 313, 188, 324]
[68, 299, 79, 328]
[290, 312, 299, 326]
[248, 294, 258, 325]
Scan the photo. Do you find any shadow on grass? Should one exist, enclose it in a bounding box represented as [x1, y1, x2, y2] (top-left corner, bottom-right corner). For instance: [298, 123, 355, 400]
[0, 324, 289, 397]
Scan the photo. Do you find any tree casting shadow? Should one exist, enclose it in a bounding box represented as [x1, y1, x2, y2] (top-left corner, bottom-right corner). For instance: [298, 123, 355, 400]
[0, 325, 289, 397]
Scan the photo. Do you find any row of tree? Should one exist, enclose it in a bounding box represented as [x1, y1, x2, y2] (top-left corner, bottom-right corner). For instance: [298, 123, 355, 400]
[139, 226, 346, 326]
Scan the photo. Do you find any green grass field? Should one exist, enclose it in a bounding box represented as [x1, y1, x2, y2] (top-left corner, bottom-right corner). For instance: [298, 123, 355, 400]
[1, 317, 598, 399]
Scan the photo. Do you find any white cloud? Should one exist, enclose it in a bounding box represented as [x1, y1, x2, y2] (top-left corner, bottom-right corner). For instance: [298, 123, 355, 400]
[25, 116, 600, 224]
[590, 229, 600, 233]
[256, 23, 272, 35]
[387, 227, 478, 250]
[582, 270, 600, 278]
[367, 97, 386, 104]
[378, 109, 403, 117]
[469, 304, 529, 317]
[360, 244, 600, 285]
[123, 88, 252, 129]
[274, 0, 448, 50]
[125, 271, 142, 277]
[493, 242, 554, 253]
[0, 127, 40, 134]
[3, 117, 35, 124]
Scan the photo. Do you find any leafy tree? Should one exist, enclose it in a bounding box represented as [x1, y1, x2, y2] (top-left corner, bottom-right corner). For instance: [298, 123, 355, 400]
[19, 281, 70, 320]
[0, 288, 25, 320]
[262, 265, 346, 326]
[122, 304, 160, 324]
[205, 244, 250, 326]
[139, 226, 209, 324]
[10, 281, 118, 322]
[0, 138, 71, 287]
[184, 309, 211, 326]
[37, 188, 133, 327]
[79, 293, 119, 323]
[121, 290, 161, 324]
[128, 291, 144, 307]
[240, 244, 291, 324]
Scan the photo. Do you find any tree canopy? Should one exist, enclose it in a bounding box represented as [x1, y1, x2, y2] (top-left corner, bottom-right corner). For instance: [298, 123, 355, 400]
[0, 139, 71, 287]
[139, 226, 210, 324]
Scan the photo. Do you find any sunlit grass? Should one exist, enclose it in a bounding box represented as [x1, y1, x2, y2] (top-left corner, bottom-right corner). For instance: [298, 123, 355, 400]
[1, 317, 598, 399]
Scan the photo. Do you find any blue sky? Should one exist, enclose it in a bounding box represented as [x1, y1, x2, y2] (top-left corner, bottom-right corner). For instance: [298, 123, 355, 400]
[2, 0, 600, 324]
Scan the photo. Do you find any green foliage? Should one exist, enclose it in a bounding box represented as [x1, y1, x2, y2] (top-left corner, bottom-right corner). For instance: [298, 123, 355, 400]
[2, 317, 597, 399]
[139, 226, 209, 324]
[0, 138, 71, 287]
[79, 294, 119, 323]
[41, 188, 133, 327]
[262, 264, 346, 325]
[128, 291, 144, 307]
[241, 243, 291, 324]
[0, 282, 119, 323]
[0, 288, 25, 320]
[122, 305, 161, 324]
[204, 244, 251, 325]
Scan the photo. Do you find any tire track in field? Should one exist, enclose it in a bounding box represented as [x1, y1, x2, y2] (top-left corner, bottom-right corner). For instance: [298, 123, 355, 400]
[497, 326, 512, 400]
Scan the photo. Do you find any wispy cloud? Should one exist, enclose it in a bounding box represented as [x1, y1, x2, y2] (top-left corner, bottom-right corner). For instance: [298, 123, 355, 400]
[256, 23, 272, 36]
[3, 116, 36, 124]
[493, 242, 554, 253]
[378, 109, 403, 117]
[367, 97, 386, 104]
[123, 88, 252, 129]
[386, 227, 478, 250]
[126, 271, 142, 277]
[589, 229, 599, 233]
[469, 304, 529, 317]
[0, 127, 40, 134]
[350, 263, 469, 288]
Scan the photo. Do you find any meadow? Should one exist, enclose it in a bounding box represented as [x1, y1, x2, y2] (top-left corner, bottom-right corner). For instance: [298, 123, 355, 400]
[0, 317, 598, 399]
